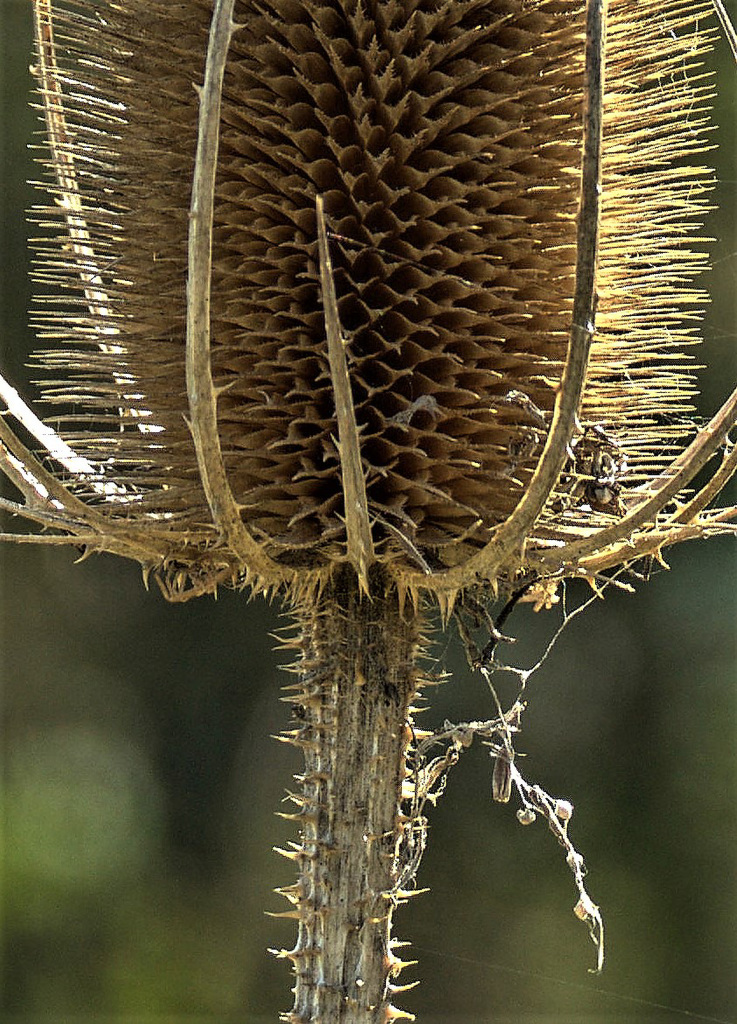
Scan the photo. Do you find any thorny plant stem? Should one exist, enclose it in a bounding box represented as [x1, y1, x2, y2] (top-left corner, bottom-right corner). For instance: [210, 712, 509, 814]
[277, 565, 421, 1023]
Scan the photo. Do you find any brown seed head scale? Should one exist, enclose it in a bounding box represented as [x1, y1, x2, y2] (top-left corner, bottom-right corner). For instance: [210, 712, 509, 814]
[13, 0, 733, 606]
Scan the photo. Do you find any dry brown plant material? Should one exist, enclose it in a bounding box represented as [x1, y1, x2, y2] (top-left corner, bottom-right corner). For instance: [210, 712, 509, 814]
[2, 0, 735, 1020]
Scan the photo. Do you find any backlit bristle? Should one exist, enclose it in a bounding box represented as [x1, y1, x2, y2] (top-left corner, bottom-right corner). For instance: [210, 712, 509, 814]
[29, 0, 714, 578]
[584, 0, 714, 480]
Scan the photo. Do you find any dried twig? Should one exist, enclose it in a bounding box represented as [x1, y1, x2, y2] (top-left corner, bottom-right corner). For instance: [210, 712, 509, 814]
[507, 761, 605, 974]
[401, 707, 604, 973]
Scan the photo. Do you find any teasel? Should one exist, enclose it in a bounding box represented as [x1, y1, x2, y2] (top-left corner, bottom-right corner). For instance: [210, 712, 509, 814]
[1, 0, 735, 1019]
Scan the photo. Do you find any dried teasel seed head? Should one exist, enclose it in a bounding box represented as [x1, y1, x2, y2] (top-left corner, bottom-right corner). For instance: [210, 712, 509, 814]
[27, 0, 718, 595]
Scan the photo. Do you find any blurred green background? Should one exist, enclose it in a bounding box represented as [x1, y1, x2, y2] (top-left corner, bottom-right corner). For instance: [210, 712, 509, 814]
[1, 1, 735, 1022]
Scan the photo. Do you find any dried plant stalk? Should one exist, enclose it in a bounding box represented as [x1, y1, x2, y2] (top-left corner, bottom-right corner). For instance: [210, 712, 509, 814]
[2, 0, 736, 1019]
[275, 564, 422, 1022]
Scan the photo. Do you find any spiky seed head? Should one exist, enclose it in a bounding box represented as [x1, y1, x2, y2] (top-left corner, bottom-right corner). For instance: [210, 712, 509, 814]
[29, 0, 715, 593]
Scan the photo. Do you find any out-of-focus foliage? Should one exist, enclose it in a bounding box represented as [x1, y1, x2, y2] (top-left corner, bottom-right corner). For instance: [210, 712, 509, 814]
[1, 1, 734, 1022]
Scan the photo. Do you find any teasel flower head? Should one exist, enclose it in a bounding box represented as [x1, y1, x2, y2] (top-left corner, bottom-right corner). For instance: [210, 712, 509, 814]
[0, 0, 730, 609]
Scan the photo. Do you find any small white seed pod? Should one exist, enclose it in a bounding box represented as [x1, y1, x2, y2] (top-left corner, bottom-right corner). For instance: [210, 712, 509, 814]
[555, 799, 574, 821]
